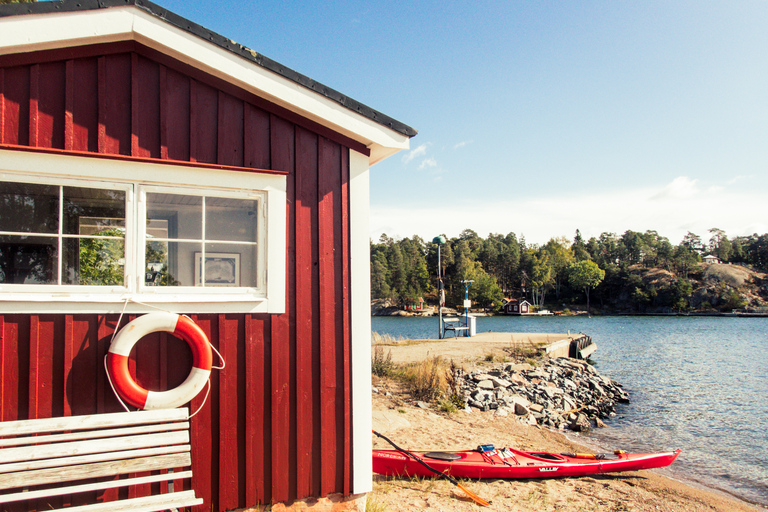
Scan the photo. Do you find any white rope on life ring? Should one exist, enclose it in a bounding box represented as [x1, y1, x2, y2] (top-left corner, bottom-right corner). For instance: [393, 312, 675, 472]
[106, 312, 213, 410]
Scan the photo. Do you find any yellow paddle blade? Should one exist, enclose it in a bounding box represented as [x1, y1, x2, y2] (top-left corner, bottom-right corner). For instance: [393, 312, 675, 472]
[456, 482, 491, 507]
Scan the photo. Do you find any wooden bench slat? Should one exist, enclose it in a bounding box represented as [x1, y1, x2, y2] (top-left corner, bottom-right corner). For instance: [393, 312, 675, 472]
[0, 421, 189, 448]
[44, 490, 202, 512]
[0, 452, 191, 491]
[0, 408, 199, 510]
[0, 469, 193, 504]
[0, 444, 189, 475]
[0, 408, 188, 437]
[0, 430, 189, 465]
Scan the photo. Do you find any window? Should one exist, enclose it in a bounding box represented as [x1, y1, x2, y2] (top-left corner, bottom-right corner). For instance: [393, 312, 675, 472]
[0, 181, 128, 287]
[0, 149, 286, 313]
[142, 191, 262, 290]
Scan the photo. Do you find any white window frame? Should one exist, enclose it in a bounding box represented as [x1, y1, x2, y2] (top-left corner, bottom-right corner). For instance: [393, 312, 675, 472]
[0, 148, 286, 314]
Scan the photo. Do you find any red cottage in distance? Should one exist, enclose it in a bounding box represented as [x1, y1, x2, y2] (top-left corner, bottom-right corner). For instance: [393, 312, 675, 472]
[502, 299, 532, 315]
[0, 1, 415, 511]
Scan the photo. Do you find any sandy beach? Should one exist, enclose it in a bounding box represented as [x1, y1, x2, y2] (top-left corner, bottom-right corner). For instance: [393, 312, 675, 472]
[369, 336, 765, 512]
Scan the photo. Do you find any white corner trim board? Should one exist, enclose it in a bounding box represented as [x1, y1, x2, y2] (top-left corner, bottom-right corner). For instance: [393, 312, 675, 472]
[349, 149, 373, 493]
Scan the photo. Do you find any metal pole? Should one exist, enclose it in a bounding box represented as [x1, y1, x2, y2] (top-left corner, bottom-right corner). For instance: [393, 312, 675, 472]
[438, 244, 443, 339]
[433, 236, 445, 339]
[461, 280, 474, 338]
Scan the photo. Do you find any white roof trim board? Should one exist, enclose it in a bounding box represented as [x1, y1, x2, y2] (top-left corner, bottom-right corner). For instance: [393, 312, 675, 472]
[0, 2, 415, 165]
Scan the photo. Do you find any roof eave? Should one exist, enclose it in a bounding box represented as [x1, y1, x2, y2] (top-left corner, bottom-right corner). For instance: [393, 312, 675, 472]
[0, 2, 415, 165]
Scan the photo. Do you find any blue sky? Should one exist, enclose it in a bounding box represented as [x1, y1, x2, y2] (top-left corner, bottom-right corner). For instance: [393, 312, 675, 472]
[158, 0, 768, 246]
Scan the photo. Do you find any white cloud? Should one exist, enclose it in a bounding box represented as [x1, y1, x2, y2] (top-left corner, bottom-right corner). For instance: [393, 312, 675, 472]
[453, 140, 473, 150]
[402, 144, 428, 165]
[727, 175, 751, 185]
[418, 157, 437, 170]
[650, 176, 700, 200]
[371, 180, 766, 246]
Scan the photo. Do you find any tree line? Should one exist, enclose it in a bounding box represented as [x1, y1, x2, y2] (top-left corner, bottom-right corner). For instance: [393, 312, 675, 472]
[370, 228, 768, 313]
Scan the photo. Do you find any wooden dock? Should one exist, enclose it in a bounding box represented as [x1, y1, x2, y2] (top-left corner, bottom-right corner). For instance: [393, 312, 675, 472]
[374, 332, 596, 364]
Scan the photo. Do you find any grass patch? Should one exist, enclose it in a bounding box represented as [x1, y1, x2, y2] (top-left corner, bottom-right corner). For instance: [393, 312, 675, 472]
[371, 331, 408, 345]
[400, 356, 449, 402]
[365, 493, 387, 512]
[506, 339, 543, 361]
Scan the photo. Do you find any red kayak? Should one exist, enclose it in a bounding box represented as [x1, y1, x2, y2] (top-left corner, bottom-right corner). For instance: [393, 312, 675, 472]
[373, 446, 681, 480]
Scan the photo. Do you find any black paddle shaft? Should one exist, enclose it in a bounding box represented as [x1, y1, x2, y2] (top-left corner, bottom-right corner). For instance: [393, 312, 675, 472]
[372, 430, 461, 486]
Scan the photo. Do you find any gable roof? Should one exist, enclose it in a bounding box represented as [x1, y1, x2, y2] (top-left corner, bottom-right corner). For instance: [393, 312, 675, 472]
[0, 0, 416, 165]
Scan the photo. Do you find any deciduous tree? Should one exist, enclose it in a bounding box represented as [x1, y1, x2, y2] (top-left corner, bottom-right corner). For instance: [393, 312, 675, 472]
[568, 260, 605, 314]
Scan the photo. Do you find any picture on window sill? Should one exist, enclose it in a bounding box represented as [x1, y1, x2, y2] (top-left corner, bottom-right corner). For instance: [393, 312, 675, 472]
[195, 252, 240, 287]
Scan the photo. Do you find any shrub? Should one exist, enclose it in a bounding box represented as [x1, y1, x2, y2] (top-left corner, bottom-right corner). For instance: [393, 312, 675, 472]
[402, 356, 448, 401]
[371, 346, 395, 377]
[444, 360, 466, 410]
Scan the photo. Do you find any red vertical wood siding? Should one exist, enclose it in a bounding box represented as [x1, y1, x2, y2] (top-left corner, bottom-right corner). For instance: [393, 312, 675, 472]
[294, 125, 321, 499]
[0, 48, 354, 511]
[2, 66, 30, 145]
[269, 115, 296, 503]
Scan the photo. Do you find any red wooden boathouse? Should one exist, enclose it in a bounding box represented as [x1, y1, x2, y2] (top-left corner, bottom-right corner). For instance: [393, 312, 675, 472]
[0, 1, 415, 510]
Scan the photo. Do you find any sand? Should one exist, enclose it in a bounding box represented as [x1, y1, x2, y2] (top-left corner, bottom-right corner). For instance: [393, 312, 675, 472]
[369, 337, 765, 512]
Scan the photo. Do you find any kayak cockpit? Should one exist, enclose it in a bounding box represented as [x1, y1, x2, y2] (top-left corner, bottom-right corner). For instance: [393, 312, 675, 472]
[423, 452, 464, 461]
[526, 452, 569, 462]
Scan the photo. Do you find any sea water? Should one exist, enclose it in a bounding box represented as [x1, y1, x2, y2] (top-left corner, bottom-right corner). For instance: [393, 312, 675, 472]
[371, 315, 768, 506]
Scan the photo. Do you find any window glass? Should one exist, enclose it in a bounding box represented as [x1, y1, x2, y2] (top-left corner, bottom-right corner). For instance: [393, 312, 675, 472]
[0, 182, 58, 233]
[145, 241, 198, 287]
[63, 236, 124, 286]
[63, 188, 125, 235]
[205, 242, 258, 288]
[206, 197, 258, 242]
[147, 193, 202, 240]
[0, 235, 58, 284]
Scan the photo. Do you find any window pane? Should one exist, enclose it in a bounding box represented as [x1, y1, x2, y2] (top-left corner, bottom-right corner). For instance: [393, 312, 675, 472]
[206, 197, 259, 242]
[147, 193, 202, 240]
[0, 235, 58, 284]
[63, 187, 125, 235]
[63, 236, 125, 286]
[205, 243, 257, 288]
[146, 240, 200, 287]
[0, 182, 59, 233]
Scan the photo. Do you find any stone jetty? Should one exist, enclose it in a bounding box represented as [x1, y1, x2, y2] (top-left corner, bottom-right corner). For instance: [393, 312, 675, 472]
[460, 357, 629, 432]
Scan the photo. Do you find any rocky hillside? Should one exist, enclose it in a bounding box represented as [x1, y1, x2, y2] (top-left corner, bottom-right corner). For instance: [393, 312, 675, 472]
[691, 263, 768, 311]
[606, 262, 767, 314]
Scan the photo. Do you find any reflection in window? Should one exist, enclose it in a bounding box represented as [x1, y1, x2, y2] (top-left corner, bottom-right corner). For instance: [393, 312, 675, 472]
[0, 181, 126, 286]
[146, 193, 259, 288]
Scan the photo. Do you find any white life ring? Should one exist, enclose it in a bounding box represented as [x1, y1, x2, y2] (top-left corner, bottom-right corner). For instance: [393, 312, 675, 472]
[106, 312, 213, 410]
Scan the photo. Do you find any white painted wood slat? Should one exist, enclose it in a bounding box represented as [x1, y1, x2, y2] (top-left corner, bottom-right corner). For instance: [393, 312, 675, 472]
[0, 420, 189, 448]
[0, 430, 189, 464]
[0, 444, 189, 475]
[0, 470, 193, 504]
[0, 408, 188, 437]
[0, 452, 191, 491]
[44, 490, 203, 512]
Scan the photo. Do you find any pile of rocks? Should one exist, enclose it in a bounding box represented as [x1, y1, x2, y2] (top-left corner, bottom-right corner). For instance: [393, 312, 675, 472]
[459, 357, 629, 432]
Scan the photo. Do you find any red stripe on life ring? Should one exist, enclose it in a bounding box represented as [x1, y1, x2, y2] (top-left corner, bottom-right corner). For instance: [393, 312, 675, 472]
[174, 315, 214, 371]
[106, 351, 150, 408]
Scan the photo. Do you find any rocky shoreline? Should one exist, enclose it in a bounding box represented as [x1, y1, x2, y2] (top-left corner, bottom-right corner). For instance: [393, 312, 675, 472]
[458, 357, 628, 432]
